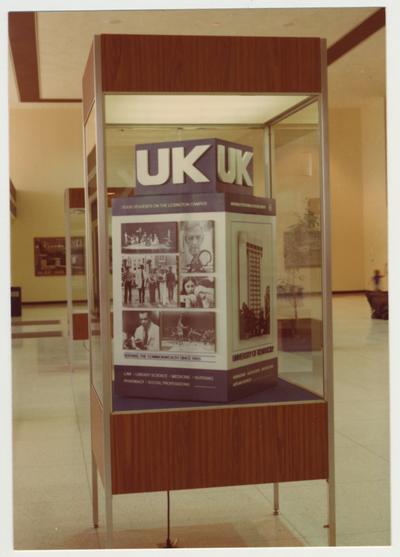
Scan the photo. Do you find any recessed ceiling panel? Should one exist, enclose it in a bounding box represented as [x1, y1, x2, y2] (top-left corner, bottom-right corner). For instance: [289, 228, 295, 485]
[104, 94, 309, 125]
[328, 27, 386, 108]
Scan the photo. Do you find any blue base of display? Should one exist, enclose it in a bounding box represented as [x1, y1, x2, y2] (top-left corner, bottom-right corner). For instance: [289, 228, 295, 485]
[112, 377, 323, 412]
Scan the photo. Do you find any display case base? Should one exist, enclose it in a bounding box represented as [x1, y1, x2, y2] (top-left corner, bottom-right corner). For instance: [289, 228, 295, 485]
[114, 358, 278, 403]
[101, 383, 328, 495]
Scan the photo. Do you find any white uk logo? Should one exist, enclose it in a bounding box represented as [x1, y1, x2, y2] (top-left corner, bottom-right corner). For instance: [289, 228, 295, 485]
[217, 145, 253, 186]
[137, 145, 211, 186]
[136, 141, 253, 187]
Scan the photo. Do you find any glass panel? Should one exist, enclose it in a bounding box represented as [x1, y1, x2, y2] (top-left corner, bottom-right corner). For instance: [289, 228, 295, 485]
[270, 100, 324, 397]
[85, 106, 104, 401]
[65, 199, 87, 370]
[102, 93, 325, 412]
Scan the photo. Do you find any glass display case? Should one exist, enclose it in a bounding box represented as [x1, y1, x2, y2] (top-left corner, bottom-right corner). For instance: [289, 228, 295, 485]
[82, 34, 334, 548]
[271, 100, 325, 397]
[64, 188, 88, 370]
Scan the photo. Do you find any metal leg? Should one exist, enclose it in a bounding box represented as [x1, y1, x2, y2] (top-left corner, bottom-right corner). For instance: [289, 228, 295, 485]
[327, 479, 336, 546]
[166, 490, 173, 547]
[273, 483, 280, 515]
[159, 491, 178, 548]
[105, 486, 113, 548]
[91, 453, 99, 528]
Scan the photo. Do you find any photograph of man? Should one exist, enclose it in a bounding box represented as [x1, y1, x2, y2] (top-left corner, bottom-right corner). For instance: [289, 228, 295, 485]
[123, 310, 160, 351]
[166, 266, 177, 303]
[147, 269, 158, 305]
[122, 263, 135, 305]
[180, 220, 214, 273]
[135, 264, 148, 304]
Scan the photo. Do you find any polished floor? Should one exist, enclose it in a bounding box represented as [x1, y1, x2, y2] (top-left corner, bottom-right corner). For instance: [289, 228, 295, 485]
[11, 294, 390, 549]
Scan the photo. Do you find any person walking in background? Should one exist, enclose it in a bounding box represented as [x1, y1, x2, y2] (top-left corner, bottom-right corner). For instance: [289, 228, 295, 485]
[372, 269, 384, 291]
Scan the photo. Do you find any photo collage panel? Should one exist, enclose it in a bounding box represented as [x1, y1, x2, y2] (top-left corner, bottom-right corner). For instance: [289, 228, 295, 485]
[121, 220, 217, 353]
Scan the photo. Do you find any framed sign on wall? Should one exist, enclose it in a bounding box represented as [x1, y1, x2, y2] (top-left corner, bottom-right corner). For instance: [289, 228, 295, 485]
[34, 237, 66, 276]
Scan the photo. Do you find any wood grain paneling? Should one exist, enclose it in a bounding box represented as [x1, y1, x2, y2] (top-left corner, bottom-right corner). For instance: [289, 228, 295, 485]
[10, 180, 17, 200]
[68, 188, 85, 209]
[9, 12, 39, 102]
[110, 401, 328, 494]
[327, 8, 385, 65]
[83, 43, 95, 122]
[9, 12, 82, 103]
[72, 312, 89, 340]
[101, 35, 322, 94]
[91, 385, 105, 485]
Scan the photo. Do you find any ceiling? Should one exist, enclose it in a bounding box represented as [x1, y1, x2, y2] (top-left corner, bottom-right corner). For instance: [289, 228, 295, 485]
[8, 7, 386, 109]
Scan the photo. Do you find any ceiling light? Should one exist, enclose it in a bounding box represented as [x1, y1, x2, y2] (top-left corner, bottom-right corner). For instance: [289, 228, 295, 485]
[104, 94, 310, 126]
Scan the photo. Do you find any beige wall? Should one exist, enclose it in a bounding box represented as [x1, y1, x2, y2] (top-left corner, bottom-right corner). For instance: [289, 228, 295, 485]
[329, 107, 365, 291]
[329, 101, 387, 292]
[361, 97, 388, 291]
[9, 106, 83, 302]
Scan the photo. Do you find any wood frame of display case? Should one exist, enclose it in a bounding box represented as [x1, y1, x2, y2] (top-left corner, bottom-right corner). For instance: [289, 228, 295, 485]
[82, 33, 335, 548]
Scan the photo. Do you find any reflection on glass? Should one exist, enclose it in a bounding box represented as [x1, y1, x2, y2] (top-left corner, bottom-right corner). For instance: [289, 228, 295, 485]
[270, 101, 324, 397]
[65, 202, 88, 370]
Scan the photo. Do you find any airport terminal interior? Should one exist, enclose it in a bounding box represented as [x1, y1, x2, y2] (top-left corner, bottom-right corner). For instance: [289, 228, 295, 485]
[8, 6, 390, 551]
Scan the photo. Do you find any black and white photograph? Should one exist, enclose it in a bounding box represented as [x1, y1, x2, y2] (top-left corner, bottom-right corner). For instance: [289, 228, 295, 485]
[121, 222, 177, 253]
[161, 311, 216, 353]
[122, 310, 160, 352]
[237, 229, 270, 340]
[180, 220, 214, 273]
[121, 254, 178, 308]
[180, 276, 215, 308]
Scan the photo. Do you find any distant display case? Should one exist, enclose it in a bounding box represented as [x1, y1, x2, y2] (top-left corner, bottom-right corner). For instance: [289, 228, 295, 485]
[82, 34, 335, 547]
[65, 187, 132, 370]
[64, 188, 88, 369]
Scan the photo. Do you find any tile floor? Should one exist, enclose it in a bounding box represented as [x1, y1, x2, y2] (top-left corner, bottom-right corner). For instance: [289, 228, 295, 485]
[10, 294, 390, 549]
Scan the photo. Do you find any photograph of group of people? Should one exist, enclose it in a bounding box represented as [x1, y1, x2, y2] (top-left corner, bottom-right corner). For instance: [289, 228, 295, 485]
[121, 222, 177, 253]
[122, 254, 179, 308]
[122, 310, 216, 353]
[119, 219, 217, 355]
[120, 220, 216, 309]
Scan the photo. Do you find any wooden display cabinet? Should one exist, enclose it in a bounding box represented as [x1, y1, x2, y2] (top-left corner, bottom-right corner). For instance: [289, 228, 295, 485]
[82, 33, 335, 548]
